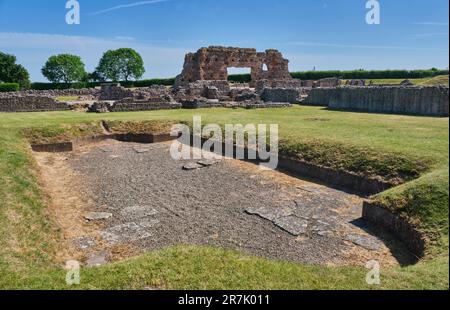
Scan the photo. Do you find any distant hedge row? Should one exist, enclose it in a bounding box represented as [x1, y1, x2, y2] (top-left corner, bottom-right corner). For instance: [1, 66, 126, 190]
[30, 78, 175, 90]
[21, 69, 450, 90]
[226, 69, 449, 83]
[290, 69, 449, 80]
[0, 83, 20, 92]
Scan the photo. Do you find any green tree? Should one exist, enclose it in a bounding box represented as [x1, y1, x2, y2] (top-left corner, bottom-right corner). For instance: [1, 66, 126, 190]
[41, 54, 86, 84]
[0, 51, 31, 89]
[96, 48, 145, 82]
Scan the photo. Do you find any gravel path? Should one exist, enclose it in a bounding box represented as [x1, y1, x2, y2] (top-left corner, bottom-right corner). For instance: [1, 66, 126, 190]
[51, 139, 407, 266]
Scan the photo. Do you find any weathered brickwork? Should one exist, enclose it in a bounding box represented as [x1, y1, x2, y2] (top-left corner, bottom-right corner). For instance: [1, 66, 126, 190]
[0, 96, 69, 112]
[261, 88, 300, 103]
[304, 86, 449, 116]
[175, 46, 292, 87]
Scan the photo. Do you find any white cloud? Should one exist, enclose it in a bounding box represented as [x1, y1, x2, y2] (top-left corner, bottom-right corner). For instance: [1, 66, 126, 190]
[89, 0, 170, 16]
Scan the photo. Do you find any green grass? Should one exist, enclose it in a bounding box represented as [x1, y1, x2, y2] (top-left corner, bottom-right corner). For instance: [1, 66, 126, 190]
[418, 75, 449, 86]
[0, 106, 448, 290]
[365, 75, 449, 86]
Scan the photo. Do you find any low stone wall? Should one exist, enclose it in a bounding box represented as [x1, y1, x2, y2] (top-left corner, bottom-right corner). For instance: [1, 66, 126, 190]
[99, 84, 134, 101]
[0, 96, 69, 112]
[316, 77, 341, 88]
[304, 86, 450, 116]
[110, 102, 182, 112]
[261, 88, 300, 103]
[255, 79, 303, 92]
[362, 201, 426, 257]
[0, 88, 100, 99]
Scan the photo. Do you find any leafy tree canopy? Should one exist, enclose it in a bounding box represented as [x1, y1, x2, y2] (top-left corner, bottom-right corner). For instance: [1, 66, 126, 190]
[96, 48, 145, 82]
[0, 51, 31, 89]
[41, 54, 86, 84]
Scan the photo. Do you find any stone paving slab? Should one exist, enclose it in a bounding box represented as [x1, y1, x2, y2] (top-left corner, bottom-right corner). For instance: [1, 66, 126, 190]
[84, 212, 113, 221]
[344, 233, 382, 251]
[274, 216, 309, 236]
[119, 206, 158, 221]
[183, 163, 204, 170]
[101, 222, 153, 244]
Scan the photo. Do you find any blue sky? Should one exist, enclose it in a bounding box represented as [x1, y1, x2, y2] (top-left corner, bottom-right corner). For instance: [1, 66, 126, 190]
[0, 0, 448, 82]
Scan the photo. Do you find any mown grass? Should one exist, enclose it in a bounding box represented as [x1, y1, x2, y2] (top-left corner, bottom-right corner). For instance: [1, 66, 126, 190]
[365, 75, 449, 86]
[0, 106, 448, 289]
[1, 246, 448, 290]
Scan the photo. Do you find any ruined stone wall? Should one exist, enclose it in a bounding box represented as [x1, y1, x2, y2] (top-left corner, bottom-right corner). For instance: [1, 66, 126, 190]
[99, 84, 134, 101]
[175, 46, 292, 87]
[302, 88, 335, 106]
[0, 96, 69, 112]
[100, 84, 174, 102]
[0, 88, 100, 100]
[304, 86, 449, 116]
[174, 80, 231, 101]
[261, 88, 300, 103]
[110, 102, 181, 112]
[316, 78, 341, 88]
[255, 79, 303, 93]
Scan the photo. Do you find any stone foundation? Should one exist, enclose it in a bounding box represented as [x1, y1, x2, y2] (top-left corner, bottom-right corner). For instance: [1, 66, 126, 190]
[0, 88, 100, 100]
[255, 79, 303, 92]
[316, 78, 341, 88]
[302, 88, 335, 106]
[303, 86, 449, 116]
[261, 88, 300, 103]
[0, 96, 69, 112]
[110, 102, 181, 112]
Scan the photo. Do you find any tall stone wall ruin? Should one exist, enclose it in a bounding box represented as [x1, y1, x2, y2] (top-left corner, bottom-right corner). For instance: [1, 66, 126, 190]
[175, 46, 292, 87]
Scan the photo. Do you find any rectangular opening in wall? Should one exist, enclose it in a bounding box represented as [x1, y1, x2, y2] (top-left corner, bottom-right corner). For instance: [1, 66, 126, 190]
[227, 67, 251, 86]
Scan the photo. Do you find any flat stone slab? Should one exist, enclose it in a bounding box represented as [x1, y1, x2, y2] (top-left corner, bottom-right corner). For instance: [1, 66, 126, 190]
[86, 251, 109, 267]
[344, 234, 381, 251]
[120, 206, 158, 220]
[72, 236, 96, 250]
[101, 222, 152, 244]
[246, 206, 293, 222]
[310, 220, 335, 232]
[274, 216, 308, 236]
[84, 212, 113, 221]
[246, 206, 309, 235]
[183, 163, 204, 171]
[133, 147, 151, 154]
[198, 159, 218, 167]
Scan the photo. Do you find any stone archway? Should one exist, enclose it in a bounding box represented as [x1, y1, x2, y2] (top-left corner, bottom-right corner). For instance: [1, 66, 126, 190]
[175, 46, 292, 87]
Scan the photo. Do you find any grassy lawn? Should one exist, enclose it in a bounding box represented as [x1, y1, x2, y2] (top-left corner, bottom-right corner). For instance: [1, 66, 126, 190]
[0, 106, 448, 289]
[364, 75, 449, 86]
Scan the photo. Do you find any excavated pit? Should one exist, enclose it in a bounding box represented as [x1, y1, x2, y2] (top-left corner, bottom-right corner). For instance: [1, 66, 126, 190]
[32, 138, 415, 267]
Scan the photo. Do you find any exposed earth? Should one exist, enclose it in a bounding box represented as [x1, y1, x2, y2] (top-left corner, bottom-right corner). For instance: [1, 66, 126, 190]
[34, 139, 413, 268]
